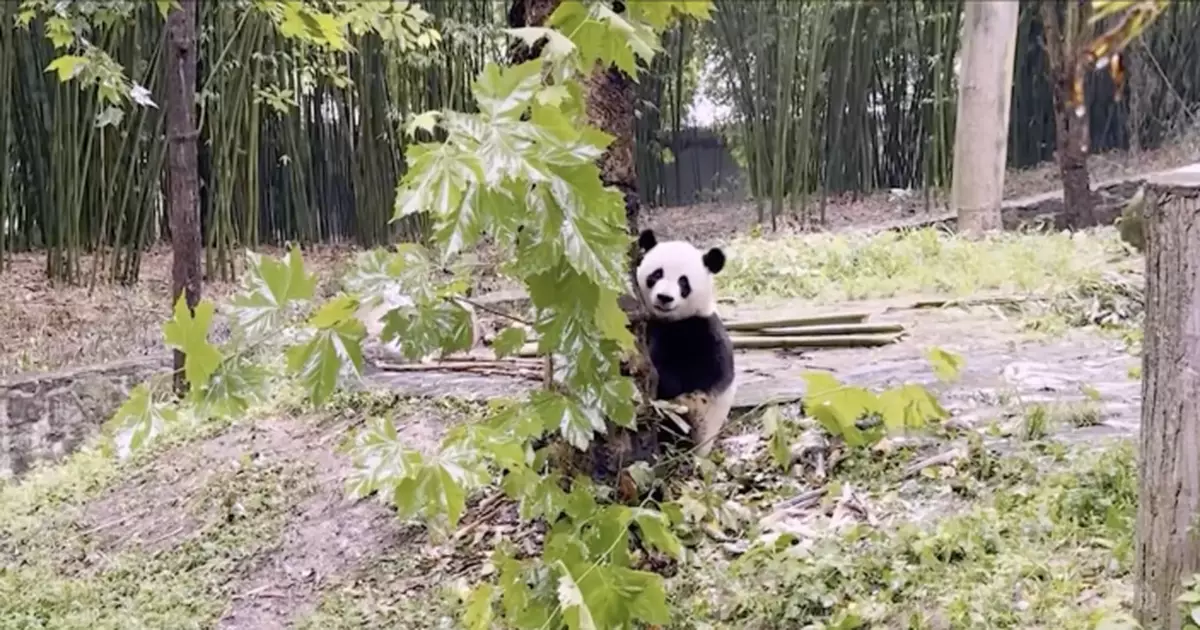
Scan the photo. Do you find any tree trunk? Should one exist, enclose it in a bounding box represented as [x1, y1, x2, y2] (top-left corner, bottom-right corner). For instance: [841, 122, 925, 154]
[1134, 182, 1200, 630]
[165, 0, 202, 395]
[950, 0, 1019, 235]
[508, 0, 663, 487]
[1040, 0, 1096, 229]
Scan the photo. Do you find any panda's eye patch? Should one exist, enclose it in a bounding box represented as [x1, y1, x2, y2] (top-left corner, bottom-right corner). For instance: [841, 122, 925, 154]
[646, 268, 664, 288]
[678, 275, 691, 298]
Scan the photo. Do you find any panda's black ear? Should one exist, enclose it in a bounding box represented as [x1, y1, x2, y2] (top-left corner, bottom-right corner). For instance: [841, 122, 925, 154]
[703, 247, 726, 274]
[637, 229, 658, 252]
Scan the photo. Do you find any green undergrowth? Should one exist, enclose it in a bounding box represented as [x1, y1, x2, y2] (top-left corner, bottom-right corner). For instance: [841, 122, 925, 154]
[721, 226, 1137, 304]
[0, 390, 477, 629]
[671, 439, 1138, 629]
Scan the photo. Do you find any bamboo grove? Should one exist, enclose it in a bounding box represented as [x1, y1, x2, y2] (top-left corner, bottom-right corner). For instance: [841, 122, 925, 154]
[2, 0, 1200, 282]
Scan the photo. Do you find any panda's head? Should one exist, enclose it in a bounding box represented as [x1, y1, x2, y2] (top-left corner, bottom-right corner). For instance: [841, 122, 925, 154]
[635, 229, 725, 321]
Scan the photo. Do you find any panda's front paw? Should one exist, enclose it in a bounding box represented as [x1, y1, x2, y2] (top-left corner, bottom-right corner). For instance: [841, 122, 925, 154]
[672, 391, 711, 419]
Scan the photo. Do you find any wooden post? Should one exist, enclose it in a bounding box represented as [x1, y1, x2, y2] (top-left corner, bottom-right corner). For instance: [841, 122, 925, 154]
[950, 0, 1020, 234]
[1134, 164, 1200, 629]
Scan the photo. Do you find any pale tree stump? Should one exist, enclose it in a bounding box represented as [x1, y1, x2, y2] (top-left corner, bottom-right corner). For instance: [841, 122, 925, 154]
[1134, 165, 1200, 629]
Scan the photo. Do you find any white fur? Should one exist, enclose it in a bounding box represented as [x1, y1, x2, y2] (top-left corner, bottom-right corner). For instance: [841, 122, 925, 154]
[635, 240, 718, 321]
[694, 386, 736, 457]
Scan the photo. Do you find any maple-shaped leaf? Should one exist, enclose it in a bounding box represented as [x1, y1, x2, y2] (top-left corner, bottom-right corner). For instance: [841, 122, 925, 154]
[192, 356, 270, 420]
[491, 326, 529, 359]
[162, 295, 223, 391]
[627, 0, 714, 29]
[45, 55, 88, 82]
[393, 443, 489, 528]
[345, 414, 422, 500]
[555, 563, 600, 630]
[802, 371, 872, 446]
[875, 384, 950, 432]
[926, 346, 964, 382]
[229, 247, 316, 339]
[286, 315, 365, 405]
[531, 391, 606, 451]
[471, 59, 545, 120]
[106, 384, 179, 458]
[631, 508, 683, 559]
[462, 583, 494, 630]
[760, 405, 794, 471]
[548, 1, 661, 77]
[380, 301, 475, 361]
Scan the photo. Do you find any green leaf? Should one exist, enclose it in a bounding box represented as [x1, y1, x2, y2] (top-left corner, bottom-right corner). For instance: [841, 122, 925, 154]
[802, 371, 872, 446]
[555, 564, 599, 630]
[230, 247, 316, 339]
[492, 326, 529, 359]
[874, 384, 949, 432]
[631, 508, 683, 559]
[45, 55, 88, 82]
[472, 58, 545, 120]
[94, 106, 124, 128]
[154, 0, 175, 18]
[760, 406, 793, 470]
[161, 296, 223, 391]
[462, 583, 494, 630]
[532, 391, 607, 451]
[593, 291, 634, 349]
[548, 1, 661, 77]
[193, 357, 269, 420]
[106, 384, 179, 458]
[345, 415, 421, 499]
[380, 301, 475, 361]
[926, 347, 964, 382]
[286, 318, 365, 405]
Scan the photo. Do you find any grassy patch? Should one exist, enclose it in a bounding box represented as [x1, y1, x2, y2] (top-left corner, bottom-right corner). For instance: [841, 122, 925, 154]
[0, 453, 314, 629]
[670, 440, 1137, 629]
[721, 227, 1135, 304]
[296, 552, 459, 630]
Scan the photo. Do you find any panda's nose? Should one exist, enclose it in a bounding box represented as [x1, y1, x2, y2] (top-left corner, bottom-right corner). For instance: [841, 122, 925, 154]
[655, 293, 674, 305]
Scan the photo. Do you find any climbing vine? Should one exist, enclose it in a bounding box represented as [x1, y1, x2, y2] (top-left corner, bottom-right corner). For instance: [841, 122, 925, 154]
[100, 1, 957, 627]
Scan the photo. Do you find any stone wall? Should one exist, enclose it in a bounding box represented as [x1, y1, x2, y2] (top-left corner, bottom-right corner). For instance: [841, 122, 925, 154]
[0, 355, 170, 479]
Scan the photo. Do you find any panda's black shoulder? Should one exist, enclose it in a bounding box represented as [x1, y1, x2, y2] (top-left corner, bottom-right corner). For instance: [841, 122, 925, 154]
[645, 313, 734, 399]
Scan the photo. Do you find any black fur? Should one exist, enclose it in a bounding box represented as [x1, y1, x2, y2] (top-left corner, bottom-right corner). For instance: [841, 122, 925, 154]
[646, 314, 735, 401]
[638, 229, 658, 252]
[702, 248, 725, 274]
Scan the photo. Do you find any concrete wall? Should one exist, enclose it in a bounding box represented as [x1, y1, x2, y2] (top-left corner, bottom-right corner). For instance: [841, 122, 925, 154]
[0, 355, 170, 479]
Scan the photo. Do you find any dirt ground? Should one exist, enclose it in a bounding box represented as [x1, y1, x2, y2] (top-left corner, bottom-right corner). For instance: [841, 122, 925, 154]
[0, 290, 1144, 628]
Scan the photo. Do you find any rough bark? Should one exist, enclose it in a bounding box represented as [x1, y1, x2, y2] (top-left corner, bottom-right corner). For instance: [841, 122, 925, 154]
[1040, 0, 1097, 229]
[950, 0, 1019, 235]
[1134, 187, 1200, 630]
[165, 0, 202, 395]
[508, 0, 664, 488]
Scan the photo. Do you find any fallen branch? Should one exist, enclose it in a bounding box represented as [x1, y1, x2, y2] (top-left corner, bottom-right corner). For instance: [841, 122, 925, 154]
[725, 312, 870, 332]
[743, 322, 906, 337]
[900, 447, 965, 479]
[729, 334, 901, 349]
[888, 295, 1033, 312]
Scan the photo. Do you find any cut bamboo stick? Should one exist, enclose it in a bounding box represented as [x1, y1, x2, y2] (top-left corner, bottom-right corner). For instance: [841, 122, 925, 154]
[724, 312, 870, 331]
[744, 322, 906, 336]
[729, 334, 901, 349]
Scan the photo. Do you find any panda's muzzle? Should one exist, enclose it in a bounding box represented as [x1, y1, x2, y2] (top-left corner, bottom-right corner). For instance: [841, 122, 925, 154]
[653, 293, 676, 312]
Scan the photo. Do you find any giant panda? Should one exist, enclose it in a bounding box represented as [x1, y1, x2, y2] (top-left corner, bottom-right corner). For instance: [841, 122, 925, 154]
[634, 229, 736, 457]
